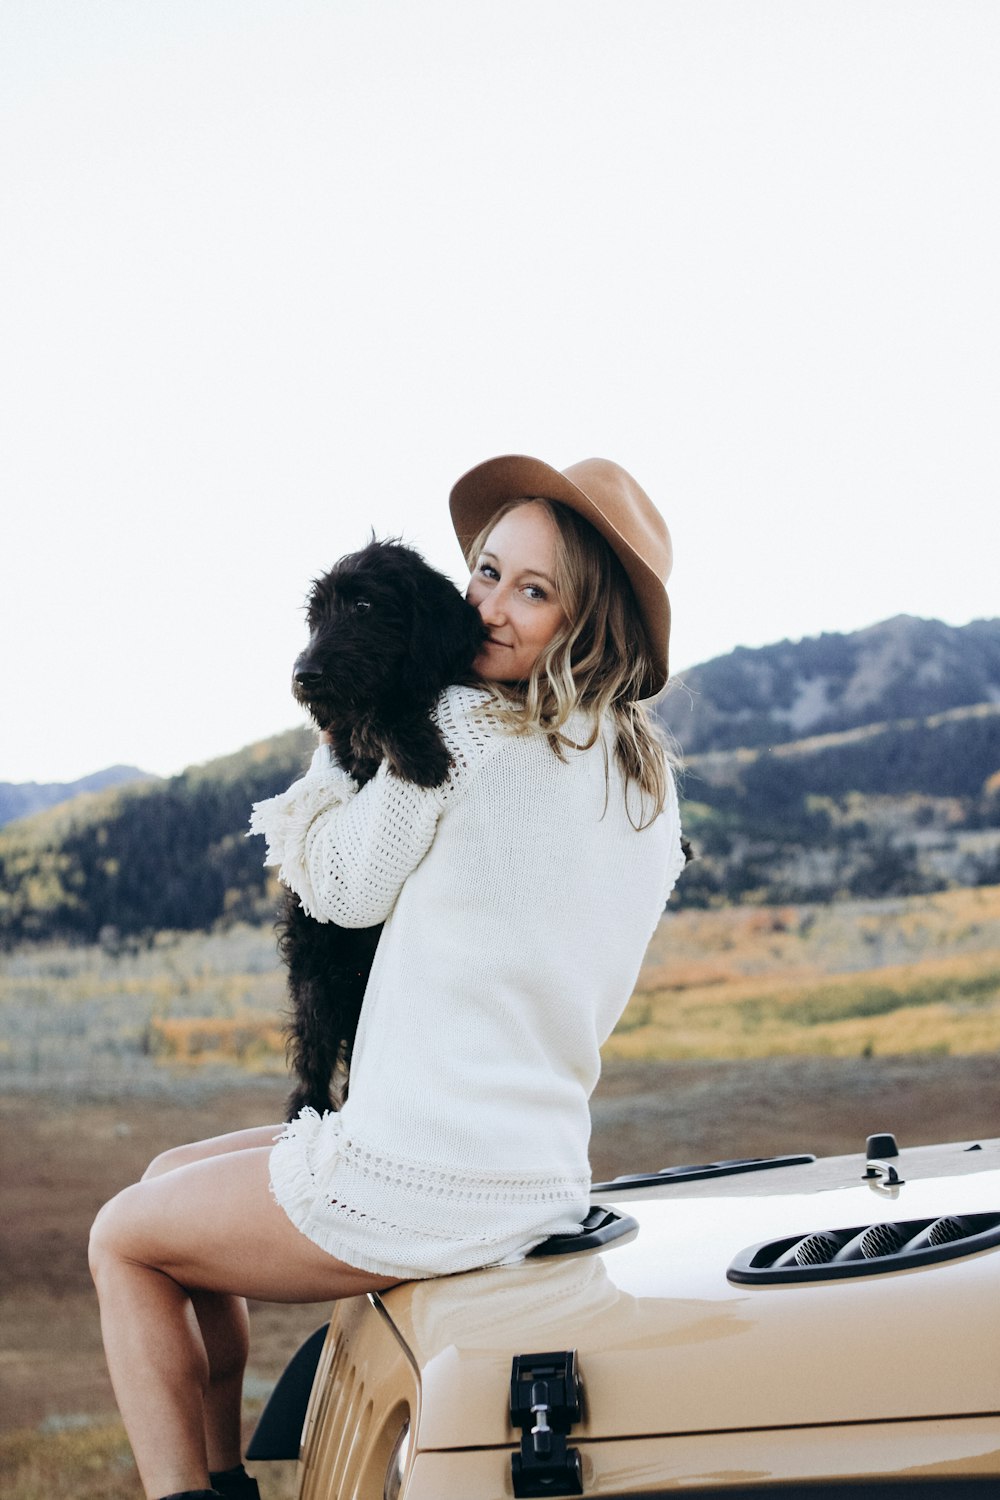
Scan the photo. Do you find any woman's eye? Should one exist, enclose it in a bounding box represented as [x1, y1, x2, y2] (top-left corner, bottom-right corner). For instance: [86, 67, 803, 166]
[477, 562, 499, 581]
[524, 584, 548, 602]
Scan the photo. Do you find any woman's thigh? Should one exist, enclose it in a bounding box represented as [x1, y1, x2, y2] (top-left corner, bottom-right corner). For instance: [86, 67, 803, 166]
[142, 1125, 287, 1180]
[94, 1146, 401, 1303]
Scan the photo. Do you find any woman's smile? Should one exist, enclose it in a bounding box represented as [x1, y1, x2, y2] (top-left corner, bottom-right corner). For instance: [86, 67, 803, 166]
[466, 501, 567, 682]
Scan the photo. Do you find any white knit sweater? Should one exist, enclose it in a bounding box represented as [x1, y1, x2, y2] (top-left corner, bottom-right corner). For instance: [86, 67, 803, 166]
[249, 684, 684, 1277]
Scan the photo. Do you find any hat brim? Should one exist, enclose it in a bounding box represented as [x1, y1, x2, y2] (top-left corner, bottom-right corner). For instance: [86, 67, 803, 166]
[449, 454, 670, 696]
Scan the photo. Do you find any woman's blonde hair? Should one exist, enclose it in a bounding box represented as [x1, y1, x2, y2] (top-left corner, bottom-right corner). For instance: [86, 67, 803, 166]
[465, 498, 678, 828]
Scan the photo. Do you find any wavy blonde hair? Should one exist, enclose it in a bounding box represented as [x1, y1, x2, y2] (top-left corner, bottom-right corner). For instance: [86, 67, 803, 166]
[465, 498, 678, 828]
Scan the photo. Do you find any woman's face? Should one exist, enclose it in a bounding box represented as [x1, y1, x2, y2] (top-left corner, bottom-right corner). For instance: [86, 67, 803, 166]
[467, 501, 567, 681]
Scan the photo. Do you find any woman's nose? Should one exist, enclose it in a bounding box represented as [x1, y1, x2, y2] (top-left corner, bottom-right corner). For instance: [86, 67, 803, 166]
[477, 587, 508, 626]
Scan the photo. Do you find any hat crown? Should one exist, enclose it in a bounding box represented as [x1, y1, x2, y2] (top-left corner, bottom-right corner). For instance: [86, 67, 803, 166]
[560, 458, 672, 587]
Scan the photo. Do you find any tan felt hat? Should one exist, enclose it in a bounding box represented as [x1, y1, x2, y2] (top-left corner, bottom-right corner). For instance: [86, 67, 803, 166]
[449, 454, 672, 695]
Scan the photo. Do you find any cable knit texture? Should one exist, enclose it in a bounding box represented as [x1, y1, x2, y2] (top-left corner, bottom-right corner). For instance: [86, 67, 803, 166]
[249, 684, 684, 1278]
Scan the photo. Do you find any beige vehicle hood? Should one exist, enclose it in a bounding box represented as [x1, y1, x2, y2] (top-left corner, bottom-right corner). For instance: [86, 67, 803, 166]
[379, 1139, 1000, 1449]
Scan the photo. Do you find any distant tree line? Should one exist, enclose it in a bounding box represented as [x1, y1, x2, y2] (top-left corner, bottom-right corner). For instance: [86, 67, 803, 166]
[685, 712, 1000, 830]
[668, 709, 1000, 909]
[0, 738, 309, 949]
[1, 708, 998, 943]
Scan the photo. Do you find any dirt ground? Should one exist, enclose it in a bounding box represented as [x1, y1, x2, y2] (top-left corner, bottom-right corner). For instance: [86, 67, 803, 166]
[2, 1053, 998, 1444]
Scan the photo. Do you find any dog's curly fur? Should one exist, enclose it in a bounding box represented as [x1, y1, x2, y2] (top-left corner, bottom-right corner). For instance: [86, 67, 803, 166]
[278, 539, 485, 1121]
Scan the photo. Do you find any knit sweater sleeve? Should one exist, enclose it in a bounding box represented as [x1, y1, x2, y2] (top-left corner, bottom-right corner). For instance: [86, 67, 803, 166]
[247, 687, 501, 927]
[246, 746, 438, 926]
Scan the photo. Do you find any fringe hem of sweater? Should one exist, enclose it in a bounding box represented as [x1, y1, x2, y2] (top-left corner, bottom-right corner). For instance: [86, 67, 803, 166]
[268, 1111, 587, 1279]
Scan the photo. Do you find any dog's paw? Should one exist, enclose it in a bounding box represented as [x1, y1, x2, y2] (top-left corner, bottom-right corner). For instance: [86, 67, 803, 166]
[383, 722, 452, 788]
[386, 735, 452, 786]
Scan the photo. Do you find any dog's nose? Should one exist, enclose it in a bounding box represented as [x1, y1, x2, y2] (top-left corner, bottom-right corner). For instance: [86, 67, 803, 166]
[294, 669, 324, 688]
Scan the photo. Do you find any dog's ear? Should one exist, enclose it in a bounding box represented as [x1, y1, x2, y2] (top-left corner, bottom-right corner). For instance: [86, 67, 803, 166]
[405, 570, 485, 700]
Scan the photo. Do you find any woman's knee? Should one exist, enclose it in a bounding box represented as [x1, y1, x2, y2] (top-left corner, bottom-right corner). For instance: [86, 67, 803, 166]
[88, 1183, 141, 1282]
[90, 1144, 200, 1281]
[141, 1126, 284, 1181]
[141, 1140, 205, 1181]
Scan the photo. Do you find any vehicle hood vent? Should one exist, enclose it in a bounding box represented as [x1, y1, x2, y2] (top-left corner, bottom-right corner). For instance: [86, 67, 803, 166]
[592, 1153, 815, 1192]
[728, 1211, 1000, 1284]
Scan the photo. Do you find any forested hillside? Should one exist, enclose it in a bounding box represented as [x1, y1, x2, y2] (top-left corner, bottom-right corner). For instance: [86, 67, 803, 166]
[0, 729, 312, 948]
[2, 616, 999, 943]
[679, 704, 1000, 906]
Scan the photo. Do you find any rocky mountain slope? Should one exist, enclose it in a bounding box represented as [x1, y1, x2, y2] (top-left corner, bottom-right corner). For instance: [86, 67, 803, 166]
[658, 615, 1000, 753]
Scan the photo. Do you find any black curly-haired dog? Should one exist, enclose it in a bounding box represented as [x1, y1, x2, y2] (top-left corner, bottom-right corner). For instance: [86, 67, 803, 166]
[278, 539, 485, 1121]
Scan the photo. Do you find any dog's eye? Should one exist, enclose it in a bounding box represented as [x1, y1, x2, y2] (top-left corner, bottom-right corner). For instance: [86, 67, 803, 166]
[353, 599, 371, 613]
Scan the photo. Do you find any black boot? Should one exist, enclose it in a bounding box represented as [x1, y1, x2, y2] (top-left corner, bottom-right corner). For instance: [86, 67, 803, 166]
[210, 1465, 261, 1500]
[155, 1491, 222, 1500]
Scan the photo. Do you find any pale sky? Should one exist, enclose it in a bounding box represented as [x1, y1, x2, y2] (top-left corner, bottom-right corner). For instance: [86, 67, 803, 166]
[2, 1, 998, 785]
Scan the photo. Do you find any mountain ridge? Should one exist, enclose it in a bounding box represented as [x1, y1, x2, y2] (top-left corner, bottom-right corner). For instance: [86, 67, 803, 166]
[5, 614, 996, 830]
[659, 614, 1000, 754]
[0, 765, 159, 829]
[2, 614, 997, 938]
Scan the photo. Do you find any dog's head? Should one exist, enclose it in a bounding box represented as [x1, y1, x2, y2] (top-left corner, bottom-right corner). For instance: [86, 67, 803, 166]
[292, 539, 486, 729]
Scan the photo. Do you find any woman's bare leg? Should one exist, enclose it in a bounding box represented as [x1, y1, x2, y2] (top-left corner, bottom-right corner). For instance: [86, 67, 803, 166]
[189, 1288, 248, 1475]
[89, 1134, 396, 1498]
[140, 1127, 283, 1477]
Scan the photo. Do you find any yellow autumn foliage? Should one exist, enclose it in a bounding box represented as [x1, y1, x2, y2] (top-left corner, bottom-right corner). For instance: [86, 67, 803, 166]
[607, 947, 1000, 1061]
[148, 1014, 285, 1067]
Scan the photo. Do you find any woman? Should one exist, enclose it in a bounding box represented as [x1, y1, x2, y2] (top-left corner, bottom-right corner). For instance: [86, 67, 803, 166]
[88, 454, 685, 1500]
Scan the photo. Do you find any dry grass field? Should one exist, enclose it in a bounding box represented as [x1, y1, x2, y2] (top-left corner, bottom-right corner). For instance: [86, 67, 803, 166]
[2, 887, 999, 1499]
[613, 885, 1000, 1061]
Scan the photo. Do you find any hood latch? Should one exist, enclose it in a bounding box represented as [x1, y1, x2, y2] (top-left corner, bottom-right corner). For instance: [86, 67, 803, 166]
[510, 1349, 583, 1496]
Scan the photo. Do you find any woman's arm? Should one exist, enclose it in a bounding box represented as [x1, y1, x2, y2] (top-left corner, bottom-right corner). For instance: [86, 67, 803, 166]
[248, 744, 444, 927]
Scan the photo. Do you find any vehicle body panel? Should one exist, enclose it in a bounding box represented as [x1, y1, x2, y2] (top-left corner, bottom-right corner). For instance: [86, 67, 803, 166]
[403, 1419, 1000, 1499]
[383, 1143, 1000, 1447]
[296, 1293, 419, 1500]
[271, 1137, 1000, 1498]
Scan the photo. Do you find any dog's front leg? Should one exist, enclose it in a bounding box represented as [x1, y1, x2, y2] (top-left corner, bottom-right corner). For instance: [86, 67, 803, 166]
[382, 716, 453, 788]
